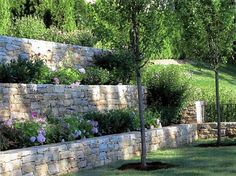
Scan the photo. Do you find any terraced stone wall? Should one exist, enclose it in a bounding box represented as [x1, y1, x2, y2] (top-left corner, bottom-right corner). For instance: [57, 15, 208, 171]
[0, 36, 104, 70]
[0, 84, 144, 121]
[0, 124, 198, 176]
[198, 122, 236, 139]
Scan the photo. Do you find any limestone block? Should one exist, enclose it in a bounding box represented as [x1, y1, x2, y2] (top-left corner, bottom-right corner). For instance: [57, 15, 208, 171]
[58, 160, 70, 173]
[23, 172, 34, 176]
[35, 164, 49, 176]
[54, 86, 65, 93]
[0, 110, 10, 117]
[22, 155, 36, 164]
[48, 163, 60, 175]
[22, 163, 35, 174]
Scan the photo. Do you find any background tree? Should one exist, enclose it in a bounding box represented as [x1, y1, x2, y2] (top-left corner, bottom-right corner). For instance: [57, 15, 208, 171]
[90, 0, 173, 167]
[0, 0, 11, 35]
[176, 0, 235, 145]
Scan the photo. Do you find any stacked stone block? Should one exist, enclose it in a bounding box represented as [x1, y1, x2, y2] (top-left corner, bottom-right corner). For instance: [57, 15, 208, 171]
[0, 36, 104, 70]
[0, 124, 198, 176]
[0, 84, 143, 121]
[198, 122, 236, 138]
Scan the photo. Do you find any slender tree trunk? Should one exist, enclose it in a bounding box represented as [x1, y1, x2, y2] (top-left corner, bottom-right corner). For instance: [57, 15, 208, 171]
[130, 2, 147, 167]
[215, 68, 221, 145]
[136, 67, 147, 167]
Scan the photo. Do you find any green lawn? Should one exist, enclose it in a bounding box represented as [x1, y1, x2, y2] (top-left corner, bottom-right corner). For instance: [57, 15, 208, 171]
[144, 61, 236, 100]
[67, 145, 236, 176]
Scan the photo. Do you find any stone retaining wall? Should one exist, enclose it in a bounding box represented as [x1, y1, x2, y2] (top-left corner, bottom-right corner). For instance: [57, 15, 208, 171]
[198, 122, 236, 138]
[0, 84, 144, 122]
[0, 36, 104, 70]
[0, 124, 198, 176]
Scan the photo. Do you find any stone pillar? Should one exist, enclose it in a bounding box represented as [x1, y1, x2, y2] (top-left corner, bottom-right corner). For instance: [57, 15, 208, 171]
[195, 101, 205, 123]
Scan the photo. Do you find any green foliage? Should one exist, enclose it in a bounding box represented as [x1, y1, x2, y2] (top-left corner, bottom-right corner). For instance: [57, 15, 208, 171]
[0, 122, 25, 151]
[81, 66, 111, 85]
[0, 57, 51, 83]
[94, 51, 135, 84]
[43, 27, 96, 46]
[144, 65, 191, 126]
[14, 120, 40, 146]
[0, 0, 11, 35]
[176, 0, 235, 64]
[84, 109, 138, 135]
[9, 16, 47, 40]
[143, 108, 161, 128]
[51, 68, 82, 85]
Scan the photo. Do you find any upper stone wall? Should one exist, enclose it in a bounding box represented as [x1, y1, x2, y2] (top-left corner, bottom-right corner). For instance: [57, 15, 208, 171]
[0, 84, 144, 121]
[0, 35, 104, 70]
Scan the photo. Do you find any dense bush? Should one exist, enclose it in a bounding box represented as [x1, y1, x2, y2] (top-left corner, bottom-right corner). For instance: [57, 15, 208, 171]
[94, 51, 135, 84]
[81, 66, 111, 85]
[43, 27, 97, 46]
[84, 109, 139, 135]
[144, 65, 191, 126]
[51, 68, 82, 85]
[0, 57, 51, 83]
[0, 121, 25, 151]
[9, 16, 47, 39]
[84, 109, 161, 135]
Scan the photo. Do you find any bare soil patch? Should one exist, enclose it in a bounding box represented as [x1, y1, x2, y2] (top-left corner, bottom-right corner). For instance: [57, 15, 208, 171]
[118, 161, 176, 171]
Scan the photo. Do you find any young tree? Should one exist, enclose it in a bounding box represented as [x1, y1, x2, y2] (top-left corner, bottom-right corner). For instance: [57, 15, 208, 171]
[176, 0, 235, 145]
[90, 0, 172, 167]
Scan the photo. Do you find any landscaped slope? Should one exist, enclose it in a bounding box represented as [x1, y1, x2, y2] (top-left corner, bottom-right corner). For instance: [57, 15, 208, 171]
[144, 60, 236, 103]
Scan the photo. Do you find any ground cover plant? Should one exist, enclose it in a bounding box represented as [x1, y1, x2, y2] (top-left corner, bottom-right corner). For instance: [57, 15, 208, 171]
[66, 145, 236, 176]
[0, 109, 160, 151]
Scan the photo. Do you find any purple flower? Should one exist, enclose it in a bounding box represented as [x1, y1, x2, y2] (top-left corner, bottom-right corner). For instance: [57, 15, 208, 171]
[31, 112, 37, 119]
[91, 127, 98, 134]
[37, 133, 46, 144]
[38, 128, 46, 136]
[30, 136, 36, 143]
[73, 130, 82, 139]
[4, 119, 12, 127]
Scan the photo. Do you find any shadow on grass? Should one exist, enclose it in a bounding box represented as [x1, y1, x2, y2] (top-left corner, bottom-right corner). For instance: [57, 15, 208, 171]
[71, 144, 236, 176]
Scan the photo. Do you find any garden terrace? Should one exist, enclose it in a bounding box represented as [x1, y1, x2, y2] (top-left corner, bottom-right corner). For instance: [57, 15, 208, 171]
[0, 84, 144, 122]
[0, 124, 197, 176]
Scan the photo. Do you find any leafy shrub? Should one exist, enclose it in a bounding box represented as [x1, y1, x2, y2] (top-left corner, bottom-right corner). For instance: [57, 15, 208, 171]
[0, 57, 51, 83]
[143, 108, 161, 128]
[94, 51, 135, 84]
[46, 116, 97, 144]
[81, 66, 111, 85]
[84, 109, 139, 135]
[0, 121, 25, 151]
[51, 68, 82, 85]
[9, 16, 47, 39]
[144, 65, 191, 126]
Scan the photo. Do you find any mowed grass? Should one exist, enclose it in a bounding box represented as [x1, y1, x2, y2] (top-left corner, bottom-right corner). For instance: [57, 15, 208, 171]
[144, 61, 236, 97]
[67, 145, 236, 176]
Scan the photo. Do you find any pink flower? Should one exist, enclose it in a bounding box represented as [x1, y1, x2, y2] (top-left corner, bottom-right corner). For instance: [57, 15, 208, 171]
[31, 112, 38, 119]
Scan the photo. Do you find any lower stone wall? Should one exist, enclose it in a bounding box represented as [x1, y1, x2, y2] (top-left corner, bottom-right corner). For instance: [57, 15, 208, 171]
[0, 84, 144, 122]
[0, 124, 197, 176]
[198, 122, 236, 139]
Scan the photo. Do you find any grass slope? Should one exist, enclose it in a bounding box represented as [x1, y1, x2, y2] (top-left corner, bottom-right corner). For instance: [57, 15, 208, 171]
[144, 61, 236, 102]
[69, 145, 236, 176]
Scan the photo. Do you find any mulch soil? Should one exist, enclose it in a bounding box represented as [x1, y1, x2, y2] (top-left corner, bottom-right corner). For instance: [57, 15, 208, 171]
[118, 161, 176, 171]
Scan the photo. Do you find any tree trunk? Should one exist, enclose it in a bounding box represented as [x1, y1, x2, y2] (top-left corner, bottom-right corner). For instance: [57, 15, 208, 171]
[136, 67, 146, 167]
[215, 68, 221, 145]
